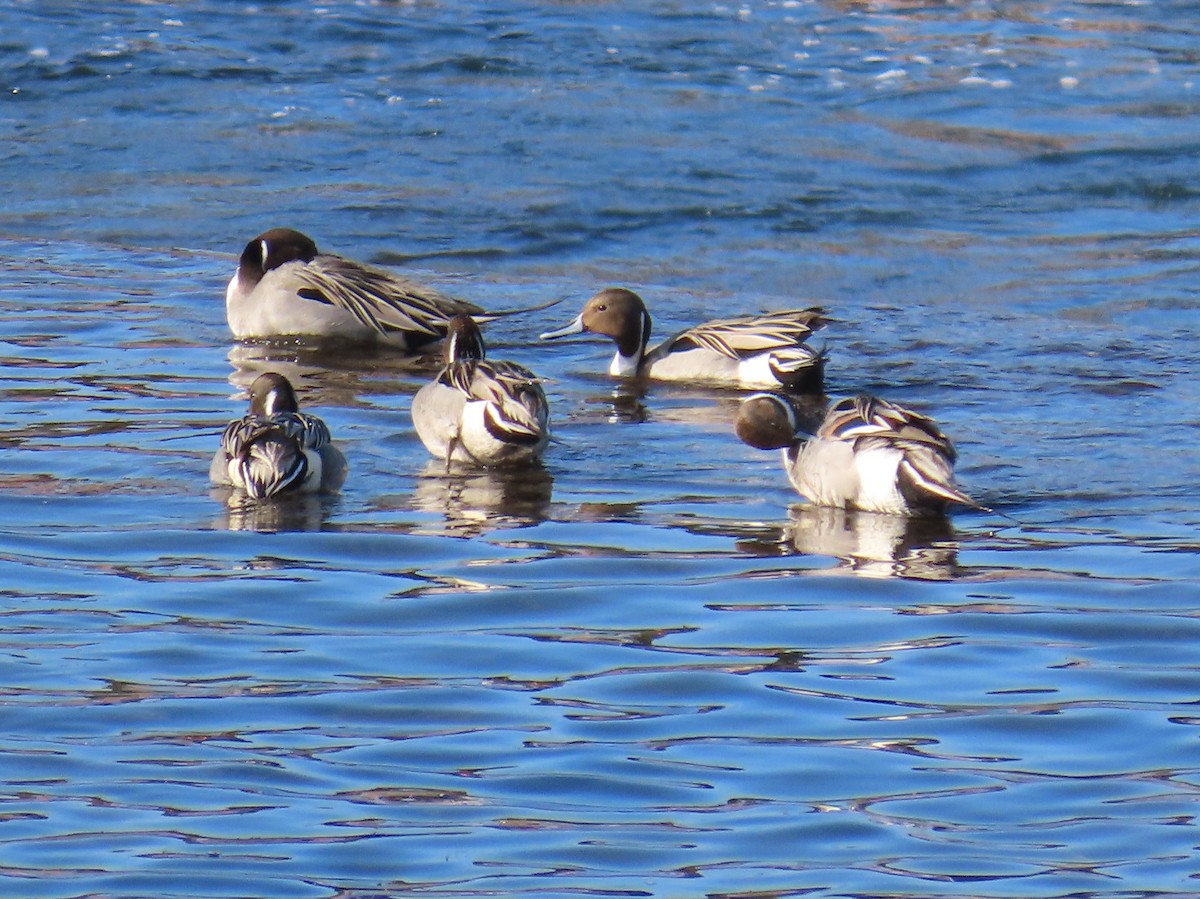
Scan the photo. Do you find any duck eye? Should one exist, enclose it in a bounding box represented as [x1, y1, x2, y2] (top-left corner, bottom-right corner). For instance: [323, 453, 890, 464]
[596, 304, 607, 311]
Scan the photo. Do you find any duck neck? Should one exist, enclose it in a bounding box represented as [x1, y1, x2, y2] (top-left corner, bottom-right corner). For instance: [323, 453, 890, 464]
[609, 349, 643, 377]
[609, 308, 651, 377]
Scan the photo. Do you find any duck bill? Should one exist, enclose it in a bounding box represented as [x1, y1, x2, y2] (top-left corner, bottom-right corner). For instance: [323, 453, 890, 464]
[539, 314, 585, 340]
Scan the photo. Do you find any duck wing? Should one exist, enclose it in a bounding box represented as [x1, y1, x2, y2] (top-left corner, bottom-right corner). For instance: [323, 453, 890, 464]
[819, 396, 952, 454]
[661, 307, 830, 359]
[443, 360, 548, 444]
[292, 254, 483, 338]
[822, 396, 987, 510]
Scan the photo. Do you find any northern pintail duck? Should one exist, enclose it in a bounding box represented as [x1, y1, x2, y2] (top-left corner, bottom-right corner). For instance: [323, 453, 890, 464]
[226, 228, 484, 350]
[411, 314, 550, 467]
[210, 372, 347, 498]
[736, 393, 985, 516]
[540, 287, 828, 390]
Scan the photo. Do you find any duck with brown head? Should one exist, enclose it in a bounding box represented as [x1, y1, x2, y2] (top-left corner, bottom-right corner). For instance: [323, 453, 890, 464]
[735, 392, 988, 517]
[541, 287, 829, 391]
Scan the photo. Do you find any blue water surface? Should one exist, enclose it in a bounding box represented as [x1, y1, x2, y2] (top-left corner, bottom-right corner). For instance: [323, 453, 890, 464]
[0, 2, 1198, 897]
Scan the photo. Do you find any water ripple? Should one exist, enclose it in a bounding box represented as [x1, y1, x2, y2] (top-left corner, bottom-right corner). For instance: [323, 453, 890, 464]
[0, 2, 1198, 896]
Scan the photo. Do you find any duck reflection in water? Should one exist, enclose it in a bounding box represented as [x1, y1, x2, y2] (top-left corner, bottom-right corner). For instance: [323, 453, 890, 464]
[590, 380, 649, 424]
[408, 460, 554, 538]
[582, 380, 764, 428]
[787, 505, 959, 581]
[212, 491, 339, 533]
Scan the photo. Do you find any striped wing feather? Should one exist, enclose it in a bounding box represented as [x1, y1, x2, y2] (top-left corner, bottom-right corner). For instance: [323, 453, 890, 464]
[898, 451, 980, 509]
[820, 396, 956, 460]
[441, 360, 548, 443]
[821, 396, 984, 510]
[293, 255, 482, 337]
[280, 412, 333, 451]
[238, 432, 309, 499]
[667, 308, 829, 359]
[220, 416, 262, 461]
[220, 411, 331, 498]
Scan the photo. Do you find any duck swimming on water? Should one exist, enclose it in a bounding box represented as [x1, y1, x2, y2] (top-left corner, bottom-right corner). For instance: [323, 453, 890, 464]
[411, 314, 551, 468]
[211, 372, 347, 498]
[541, 287, 828, 391]
[736, 392, 986, 517]
[226, 228, 489, 350]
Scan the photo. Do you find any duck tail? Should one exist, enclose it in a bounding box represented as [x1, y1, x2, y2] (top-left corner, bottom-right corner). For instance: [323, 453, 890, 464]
[473, 294, 568, 323]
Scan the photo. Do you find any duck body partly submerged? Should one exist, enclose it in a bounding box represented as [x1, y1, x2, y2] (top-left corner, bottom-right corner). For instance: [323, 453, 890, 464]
[541, 287, 828, 391]
[736, 392, 984, 517]
[412, 315, 550, 467]
[225, 228, 483, 350]
[211, 372, 347, 498]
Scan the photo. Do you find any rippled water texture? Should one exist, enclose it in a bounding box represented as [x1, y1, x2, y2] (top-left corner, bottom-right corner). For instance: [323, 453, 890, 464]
[1, 2, 1199, 897]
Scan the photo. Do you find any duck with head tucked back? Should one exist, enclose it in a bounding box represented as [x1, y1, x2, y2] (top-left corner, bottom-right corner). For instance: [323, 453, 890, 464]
[227, 228, 543, 351]
[412, 314, 550, 468]
[735, 392, 988, 517]
[211, 372, 347, 499]
[540, 287, 829, 391]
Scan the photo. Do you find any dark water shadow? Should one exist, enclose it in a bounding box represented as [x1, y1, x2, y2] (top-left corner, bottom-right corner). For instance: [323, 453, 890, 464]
[225, 339, 441, 398]
[576, 378, 650, 424]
